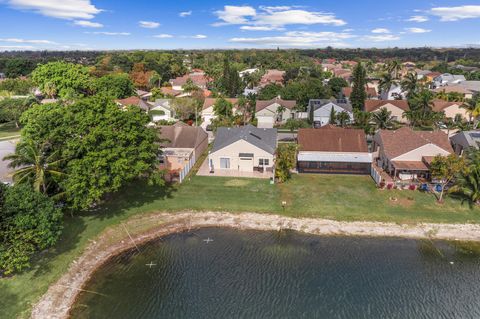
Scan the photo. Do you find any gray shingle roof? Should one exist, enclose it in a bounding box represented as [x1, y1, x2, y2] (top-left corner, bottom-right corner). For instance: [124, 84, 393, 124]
[212, 124, 277, 155]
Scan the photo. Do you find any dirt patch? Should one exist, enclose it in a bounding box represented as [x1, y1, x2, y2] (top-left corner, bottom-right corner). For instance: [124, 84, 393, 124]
[30, 211, 480, 319]
[387, 196, 414, 208]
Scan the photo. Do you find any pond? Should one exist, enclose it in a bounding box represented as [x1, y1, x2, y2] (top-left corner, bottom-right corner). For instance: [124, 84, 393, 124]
[71, 228, 480, 319]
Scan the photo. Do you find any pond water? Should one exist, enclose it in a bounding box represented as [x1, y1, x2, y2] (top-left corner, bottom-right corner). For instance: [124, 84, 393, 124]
[71, 228, 480, 319]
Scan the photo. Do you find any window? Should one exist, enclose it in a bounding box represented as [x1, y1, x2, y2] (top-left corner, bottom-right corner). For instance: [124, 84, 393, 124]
[220, 158, 230, 169]
[259, 158, 269, 166]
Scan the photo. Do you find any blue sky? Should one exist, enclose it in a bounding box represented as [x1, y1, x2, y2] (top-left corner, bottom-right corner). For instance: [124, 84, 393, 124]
[0, 0, 480, 50]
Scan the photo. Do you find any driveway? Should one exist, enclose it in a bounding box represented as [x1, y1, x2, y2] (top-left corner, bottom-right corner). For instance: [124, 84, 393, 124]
[0, 139, 18, 183]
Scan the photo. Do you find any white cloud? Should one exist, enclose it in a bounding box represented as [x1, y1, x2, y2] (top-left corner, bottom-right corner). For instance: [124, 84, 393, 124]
[0, 38, 57, 44]
[362, 34, 400, 42]
[213, 5, 256, 26]
[407, 15, 429, 22]
[88, 31, 130, 36]
[343, 28, 354, 32]
[154, 34, 173, 38]
[430, 5, 480, 21]
[73, 20, 103, 28]
[213, 5, 346, 28]
[190, 34, 207, 39]
[371, 28, 390, 34]
[240, 25, 283, 31]
[7, 0, 102, 20]
[229, 31, 355, 47]
[179, 11, 192, 17]
[405, 27, 431, 33]
[139, 21, 160, 28]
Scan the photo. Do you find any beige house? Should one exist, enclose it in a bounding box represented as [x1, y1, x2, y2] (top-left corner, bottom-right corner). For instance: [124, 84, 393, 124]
[364, 100, 410, 123]
[432, 101, 469, 121]
[255, 97, 296, 128]
[201, 98, 239, 128]
[373, 127, 453, 181]
[159, 122, 208, 182]
[208, 125, 277, 176]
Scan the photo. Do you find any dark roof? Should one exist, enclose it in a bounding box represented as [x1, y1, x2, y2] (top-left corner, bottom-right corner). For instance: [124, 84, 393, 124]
[255, 97, 296, 112]
[309, 99, 352, 113]
[451, 131, 480, 150]
[159, 122, 207, 149]
[212, 124, 277, 155]
[374, 127, 453, 159]
[297, 127, 368, 153]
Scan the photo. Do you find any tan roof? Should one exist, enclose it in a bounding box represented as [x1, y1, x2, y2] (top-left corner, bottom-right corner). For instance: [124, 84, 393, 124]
[170, 73, 211, 87]
[260, 69, 285, 85]
[342, 87, 378, 98]
[364, 100, 409, 112]
[116, 96, 150, 111]
[433, 86, 472, 95]
[391, 161, 429, 171]
[160, 87, 182, 96]
[375, 127, 453, 159]
[431, 100, 462, 112]
[298, 127, 368, 153]
[202, 98, 239, 111]
[255, 97, 296, 112]
[159, 123, 207, 149]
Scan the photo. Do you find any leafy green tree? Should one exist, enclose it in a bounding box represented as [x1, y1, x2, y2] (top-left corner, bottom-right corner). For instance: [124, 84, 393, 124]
[372, 107, 395, 130]
[275, 143, 297, 183]
[4, 142, 66, 194]
[0, 96, 36, 127]
[328, 77, 349, 97]
[350, 62, 367, 110]
[281, 78, 330, 110]
[93, 73, 135, 99]
[31, 61, 92, 98]
[182, 78, 200, 93]
[353, 110, 373, 135]
[257, 84, 282, 100]
[0, 78, 33, 95]
[0, 184, 63, 275]
[19, 96, 161, 210]
[329, 107, 337, 124]
[4, 58, 35, 78]
[218, 55, 243, 97]
[430, 154, 465, 203]
[336, 111, 350, 127]
[213, 97, 233, 119]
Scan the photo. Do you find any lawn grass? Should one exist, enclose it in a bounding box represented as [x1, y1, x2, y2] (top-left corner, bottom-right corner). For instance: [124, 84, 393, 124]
[1, 174, 479, 318]
[0, 121, 21, 139]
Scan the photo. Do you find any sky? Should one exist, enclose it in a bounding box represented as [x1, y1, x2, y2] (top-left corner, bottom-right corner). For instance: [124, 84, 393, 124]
[0, 0, 480, 51]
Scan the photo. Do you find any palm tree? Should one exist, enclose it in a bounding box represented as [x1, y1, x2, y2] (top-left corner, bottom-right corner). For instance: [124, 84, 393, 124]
[149, 71, 161, 88]
[336, 111, 350, 127]
[401, 72, 418, 99]
[386, 60, 402, 79]
[353, 110, 373, 135]
[373, 107, 395, 130]
[276, 105, 286, 123]
[435, 90, 449, 101]
[3, 142, 66, 194]
[449, 165, 480, 207]
[462, 99, 480, 127]
[412, 89, 434, 117]
[378, 73, 397, 98]
[43, 82, 57, 98]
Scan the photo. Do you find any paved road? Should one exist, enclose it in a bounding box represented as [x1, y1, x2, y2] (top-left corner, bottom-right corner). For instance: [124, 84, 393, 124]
[0, 139, 18, 184]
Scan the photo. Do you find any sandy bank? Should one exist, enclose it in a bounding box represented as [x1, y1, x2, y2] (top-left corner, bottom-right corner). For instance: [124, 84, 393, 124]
[30, 211, 480, 319]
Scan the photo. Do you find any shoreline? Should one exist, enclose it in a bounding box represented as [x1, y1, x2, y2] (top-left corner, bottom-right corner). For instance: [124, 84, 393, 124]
[30, 211, 480, 319]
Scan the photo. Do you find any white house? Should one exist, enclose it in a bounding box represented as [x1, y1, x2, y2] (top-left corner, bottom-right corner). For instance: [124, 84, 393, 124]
[201, 98, 239, 128]
[149, 99, 176, 122]
[308, 99, 353, 127]
[433, 73, 466, 88]
[380, 84, 406, 100]
[255, 97, 297, 128]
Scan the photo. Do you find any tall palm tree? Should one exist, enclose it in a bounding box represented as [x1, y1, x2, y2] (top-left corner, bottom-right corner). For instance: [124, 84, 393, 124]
[373, 107, 395, 130]
[412, 89, 434, 117]
[353, 110, 373, 135]
[386, 60, 402, 79]
[276, 104, 286, 123]
[449, 165, 480, 207]
[378, 73, 397, 97]
[435, 90, 449, 101]
[462, 99, 480, 127]
[401, 72, 418, 99]
[336, 111, 350, 127]
[3, 142, 66, 194]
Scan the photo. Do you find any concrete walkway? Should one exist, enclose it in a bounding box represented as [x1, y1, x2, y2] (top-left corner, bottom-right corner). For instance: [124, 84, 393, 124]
[0, 139, 18, 183]
[196, 156, 273, 179]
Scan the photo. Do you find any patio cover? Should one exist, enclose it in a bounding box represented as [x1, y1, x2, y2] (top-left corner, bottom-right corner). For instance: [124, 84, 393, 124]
[391, 161, 429, 171]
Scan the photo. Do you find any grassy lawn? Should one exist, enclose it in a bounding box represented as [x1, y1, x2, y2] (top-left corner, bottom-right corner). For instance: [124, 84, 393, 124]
[1, 174, 479, 318]
[0, 121, 21, 139]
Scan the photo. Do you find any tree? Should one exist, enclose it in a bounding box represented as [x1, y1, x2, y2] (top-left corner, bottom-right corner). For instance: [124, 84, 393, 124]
[353, 110, 373, 135]
[350, 62, 367, 110]
[0, 96, 36, 128]
[257, 84, 282, 100]
[336, 111, 350, 127]
[372, 107, 395, 130]
[401, 72, 419, 99]
[386, 59, 402, 79]
[171, 98, 200, 121]
[450, 166, 480, 207]
[462, 98, 480, 127]
[0, 78, 33, 95]
[411, 89, 435, 117]
[328, 77, 349, 98]
[31, 61, 92, 98]
[378, 72, 396, 97]
[430, 154, 465, 203]
[182, 78, 200, 93]
[129, 63, 152, 89]
[0, 184, 63, 275]
[19, 96, 161, 210]
[213, 97, 233, 119]
[329, 107, 337, 124]
[4, 142, 66, 194]
[93, 73, 135, 99]
[4, 58, 35, 78]
[275, 143, 297, 183]
[218, 55, 243, 97]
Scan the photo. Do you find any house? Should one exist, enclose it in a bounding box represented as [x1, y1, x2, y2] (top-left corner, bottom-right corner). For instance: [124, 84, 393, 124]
[380, 84, 405, 100]
[149, 99, 175, 122]
[239, 68, 259, 77]
[333, 69, 352, 81]
[433, 86, 474, 100]
[116, 96, 150, 112]
[373, 127, 453, 181]
[297, 126, 372, 174]
[433, 73, 466, 88]
[450, 131, 480, 155]
[159, 122, 208, 182]
[364, 100, 409, 123]
[259, 69, 285, 87]
[201, 98, 239, 128]
[255, 97, 297, 128]
[136, 89, 152, 100]
[432, 100, 469, 121]
[159, 86, 182, 97]
[424, 71, 442, 83]
[342, 86, 378, 100]
[208, 125, 277, 175]
[308, 99, 353, 127]
[169, 70, 211, 91]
